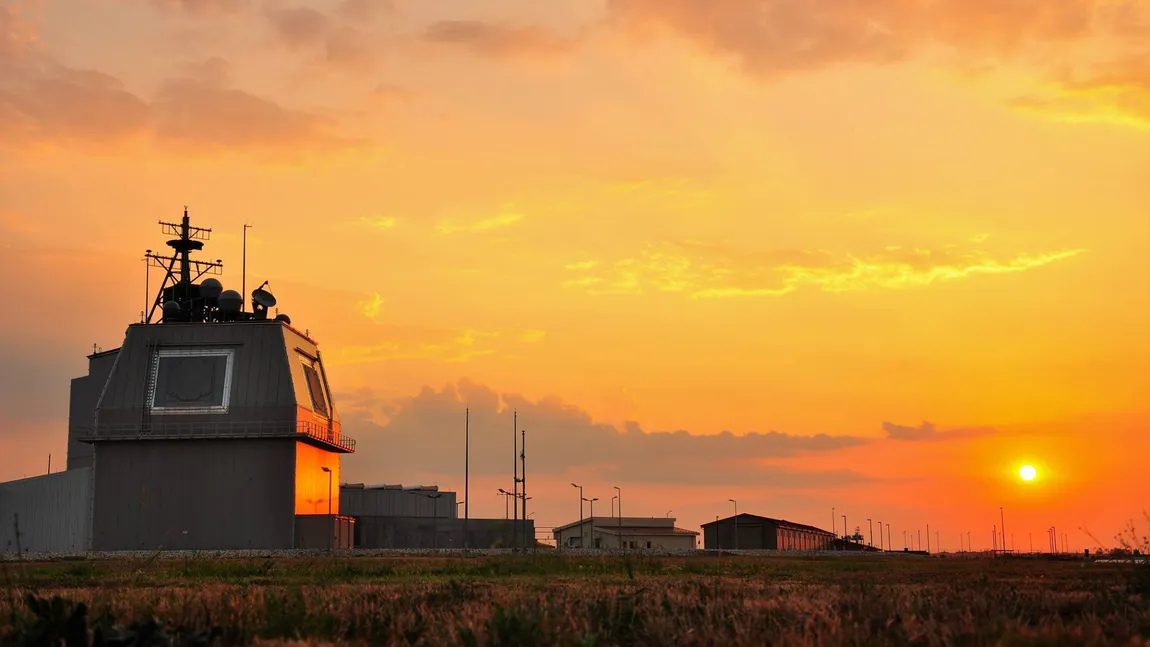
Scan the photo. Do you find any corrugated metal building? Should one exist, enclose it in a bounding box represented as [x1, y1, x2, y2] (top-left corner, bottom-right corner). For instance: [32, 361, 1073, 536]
[340, 484, 458, 519]
[0, 468, 93, 554]
[702, 514, 835, 550]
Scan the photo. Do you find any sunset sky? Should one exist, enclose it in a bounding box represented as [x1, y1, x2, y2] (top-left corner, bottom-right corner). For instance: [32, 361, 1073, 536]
[1, 0, 1147, 551]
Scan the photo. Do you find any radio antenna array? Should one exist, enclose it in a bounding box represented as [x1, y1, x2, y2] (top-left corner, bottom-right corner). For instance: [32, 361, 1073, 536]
[144, 207, 223, 324]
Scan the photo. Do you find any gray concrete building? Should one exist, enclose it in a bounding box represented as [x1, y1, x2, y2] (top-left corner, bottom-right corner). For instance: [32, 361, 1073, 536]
[1, 209, 356, 554]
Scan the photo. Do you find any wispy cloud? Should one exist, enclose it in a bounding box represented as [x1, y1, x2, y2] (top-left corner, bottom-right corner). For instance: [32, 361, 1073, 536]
[563, 241, 1087, 298]
[519, 329, 546, 343]
[1008, 53, 1150, 130]
[436, 210, 524, 235]
[422, 20, 577, 60]
[356, 292, 386, 321]
[882, 421, 996, 442]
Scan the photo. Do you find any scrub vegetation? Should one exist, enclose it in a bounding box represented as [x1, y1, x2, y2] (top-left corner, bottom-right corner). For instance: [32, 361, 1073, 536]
[1, 551, 1147, 646]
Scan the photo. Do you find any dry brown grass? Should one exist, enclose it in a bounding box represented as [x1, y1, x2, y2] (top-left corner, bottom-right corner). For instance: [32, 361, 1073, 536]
[1, 554, 1147, 646]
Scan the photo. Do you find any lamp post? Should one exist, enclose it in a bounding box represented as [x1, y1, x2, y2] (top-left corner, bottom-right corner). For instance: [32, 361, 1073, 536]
[320, 466, 333, 551]
[831, 507, 836, 551]
[571, 482, 583, 548]
[498, 489, 511, 519]
[729, 499, 738, 550]
[614, 486, 622, 549]
[584, 497, 599, 548]
[867, 518, 873, 548]
[877, 520, 883, 551]
[842, 515, 847, 545]
[666, 510, 673, 518]
[611, 495, 617, 518]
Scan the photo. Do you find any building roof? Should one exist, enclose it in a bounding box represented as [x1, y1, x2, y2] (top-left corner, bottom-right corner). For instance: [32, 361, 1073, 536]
[596, 526, 699, 537]
[702, 513, 833, 536]
[552, 516, 678, 533]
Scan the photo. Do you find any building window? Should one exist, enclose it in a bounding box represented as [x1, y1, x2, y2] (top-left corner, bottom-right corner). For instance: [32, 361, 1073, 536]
[299, 354, 330, 418]
[149, 349, 234, 414]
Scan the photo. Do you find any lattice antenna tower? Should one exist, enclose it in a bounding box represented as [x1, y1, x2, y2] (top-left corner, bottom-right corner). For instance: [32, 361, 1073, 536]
[144, 206, 223, 323]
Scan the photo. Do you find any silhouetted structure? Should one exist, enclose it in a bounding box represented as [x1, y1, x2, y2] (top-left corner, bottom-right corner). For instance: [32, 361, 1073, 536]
[1, 208, 355, 552]
[703, 514, 835, 550]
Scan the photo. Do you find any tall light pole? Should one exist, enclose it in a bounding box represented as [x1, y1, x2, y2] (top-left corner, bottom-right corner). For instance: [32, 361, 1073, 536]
[842, 515, 847, 544]
[1000, 507, 1006, 554]
[887, 524, 891, 552]
[464, 408, 469, 550]
[320, 466, 332, 551]
[584, 497, 599, 548]
[611, 495, 617, 518]
[926, 524, 930, 554]
[877, 520, 883, 551]
[571, 482, 583, 548]
[729, 499, 738, 550]
[867, 518, 873, 548]
[614, 486, 622, 549]
[831, 508, 836, 550]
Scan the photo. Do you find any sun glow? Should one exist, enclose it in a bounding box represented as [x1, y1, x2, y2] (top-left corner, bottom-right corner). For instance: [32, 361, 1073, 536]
[1019, 465, 1038, 481]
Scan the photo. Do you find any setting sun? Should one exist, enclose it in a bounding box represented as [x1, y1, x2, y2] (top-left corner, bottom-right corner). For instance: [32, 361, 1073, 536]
[1019, 465, 1038, 481]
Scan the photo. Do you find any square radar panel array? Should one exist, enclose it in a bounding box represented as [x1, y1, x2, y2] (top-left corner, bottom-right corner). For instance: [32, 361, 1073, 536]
[149, 349, 235, 414]
[298, 353, 330, 418]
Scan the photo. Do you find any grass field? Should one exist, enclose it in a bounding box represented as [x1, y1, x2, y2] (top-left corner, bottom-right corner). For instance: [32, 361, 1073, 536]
[1, 553, 1148, 646]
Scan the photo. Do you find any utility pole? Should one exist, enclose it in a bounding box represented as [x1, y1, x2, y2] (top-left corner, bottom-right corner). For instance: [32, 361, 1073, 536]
[464, 408, 469, 550]
[1000, 507, 1006, 554]
[521, 428, 527, 550]
[512, 410, 518, 550]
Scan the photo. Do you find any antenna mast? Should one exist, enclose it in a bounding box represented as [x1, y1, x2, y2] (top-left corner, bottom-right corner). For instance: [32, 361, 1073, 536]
[242, 223, 252, 313]
[144, 206, 222, 323]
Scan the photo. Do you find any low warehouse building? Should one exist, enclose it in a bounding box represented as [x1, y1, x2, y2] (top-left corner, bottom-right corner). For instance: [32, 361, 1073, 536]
[553, 517, 698, 550]
[702, 514, 835, 550]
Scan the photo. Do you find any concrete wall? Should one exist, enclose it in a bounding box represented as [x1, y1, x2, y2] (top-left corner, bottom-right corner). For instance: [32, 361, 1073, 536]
[91, 438, 296, 551]
[355, 517, 534, 549]
[294, 515, 354, 549]
[0, 468, 92, 554]
[341, 487, 458, 519]
[68, 350, 119, 471]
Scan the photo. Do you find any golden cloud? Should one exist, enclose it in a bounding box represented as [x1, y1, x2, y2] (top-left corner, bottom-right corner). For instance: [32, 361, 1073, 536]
[1008, 53, 1150, 130]
[436, 210, 524, 235]
[564, 241, 1087, 298]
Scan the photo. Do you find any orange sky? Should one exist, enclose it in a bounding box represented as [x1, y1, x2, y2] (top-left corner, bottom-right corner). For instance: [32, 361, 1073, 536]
[1, 0, 1147, 552]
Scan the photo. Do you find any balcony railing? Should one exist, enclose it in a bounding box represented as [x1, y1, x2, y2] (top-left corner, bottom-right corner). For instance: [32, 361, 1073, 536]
[78, 419, 356, 452]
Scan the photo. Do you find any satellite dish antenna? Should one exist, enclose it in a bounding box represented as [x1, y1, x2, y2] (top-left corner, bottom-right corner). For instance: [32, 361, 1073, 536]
[274, 313, 292, 325]
[252, 288, 276, 309]
[218, 290, 242, 313]
[200, 278, 223, 300]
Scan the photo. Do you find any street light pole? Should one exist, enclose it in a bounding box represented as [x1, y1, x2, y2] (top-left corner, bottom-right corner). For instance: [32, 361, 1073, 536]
[464, 408, 469, 550]
[867, 518, 873, 548]
[571, 482, 583, 548]
[614, 486, 622, 549]
[877, 520, 883, 551]
[584, 497, 599, 548]
[729, 499, 738, 550]
[320, 466, 332, 551]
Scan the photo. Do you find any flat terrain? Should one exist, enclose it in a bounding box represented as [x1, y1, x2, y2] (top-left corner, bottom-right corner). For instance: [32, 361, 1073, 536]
[1, 554, 1147, 646]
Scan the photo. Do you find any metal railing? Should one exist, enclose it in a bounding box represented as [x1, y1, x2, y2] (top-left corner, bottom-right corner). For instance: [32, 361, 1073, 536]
[77, 419, 356, 452]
